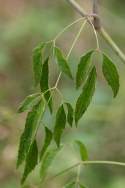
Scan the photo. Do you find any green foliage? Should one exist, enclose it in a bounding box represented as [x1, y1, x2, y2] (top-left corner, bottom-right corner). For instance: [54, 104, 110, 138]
[21, 140, 38, 184]
[54, 104, 66, 147]
[40, 57, 53, 113]
[75, 66, 97, 125]
[79, 183, 86, 188]
[65, 103, 74, 127]
[17, 93, 41, 113]
[54, 47, 73, 79]
[102, 54, 119, 97]
[75, 140, 88, 161]
[17, 98, 45, 168]
[40, 148, 61, 181]
[33, 43, 45, 87]
[40, 127, 53, 160]
[76, 51, 93, 88]
[64, 182, 75, 188]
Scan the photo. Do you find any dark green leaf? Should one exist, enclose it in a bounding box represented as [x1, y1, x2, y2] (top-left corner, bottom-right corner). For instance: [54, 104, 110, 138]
[75, 66, 97, 125]
[21, 140, 38, 184]
[18, 93, 41, 113]
[54, 47, 73, 79]
[54, 104, 66, 147]
[65, 103, 74, 127]
[102, 54, 119, 97]
[40, 148, 61, 181]
[64, 182, 75, 188]
[40, 57, 53, 113]
[76, 51, 93, 88]
[75, 140, 88, 161]
[40, 127, 53, 160]
[17, 98, 45, 168]
[33, 43, 45, 86]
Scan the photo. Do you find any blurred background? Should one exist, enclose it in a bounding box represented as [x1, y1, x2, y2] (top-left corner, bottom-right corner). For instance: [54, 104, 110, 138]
[0, 0, 125, 187]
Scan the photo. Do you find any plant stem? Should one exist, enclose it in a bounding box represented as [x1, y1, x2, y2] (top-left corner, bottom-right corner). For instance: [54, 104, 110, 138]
[66, 0, 125, 63]
[50, 160, 125, 180]
[93, 0, 101, 30]
[99, 27, 125, 64]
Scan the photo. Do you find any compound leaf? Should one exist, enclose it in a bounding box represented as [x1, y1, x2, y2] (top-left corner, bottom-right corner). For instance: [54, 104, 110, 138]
[40, 57, 53, 113]
[76, 51, 93, 88]
[102, 54, 119, 97]
[40, 127, 53, 160]
[75, 140, 88, 161]
[54, 47, 73, 79]
[75, 66, 97, 125]
[18, 93, 41, 113]
[33, 43, 45, 86]
[40, 148, 61, 181]
[17, 98, 45, 168]
[54, 104, 66, 147]
[21, 140, 38, 184]
[65, 103, 74, 127]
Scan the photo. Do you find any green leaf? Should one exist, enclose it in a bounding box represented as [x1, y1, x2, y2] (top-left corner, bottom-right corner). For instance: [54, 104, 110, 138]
[75, 140, 88, 161]
[40, 127, 53, 160]
[18, 93, 41, 113]
[65, 103, 74, 127]
[102, 54, 119, 97]
[64, 182, 75, 188]
[76, 51, 93, 88]
[33, 43, 45, 87]
[54, 47, 73, 79]
[79, 183, 86, 188]
[75, 66, 97, 125]
[17, 98, 45, 168]
[40, 57, 53, 113]
[54, 104, 66, 147]
[40, 148, 61, 181]
[21, 140, 38, 184]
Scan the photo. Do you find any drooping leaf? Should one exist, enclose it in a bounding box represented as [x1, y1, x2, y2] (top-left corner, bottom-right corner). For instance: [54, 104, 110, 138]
[75, 66, 97, 125]
[33, 43, 45, 86]
[76, 51, 93, 88]
[21, 140, 38, 184]
[54, 104, 66, 147]
[64, 182, 75, 188]
[40, 127, 53, 160]
[65, 103, 74, 127]
[54, 47, 73, 79]
[40, 57, 53, 113]
[18, 93, 41, 113]
[75, 140, 88, 161]
[40, 148, 61, 181]
[79, 183, 86, 188]
[17, 98, 45, 168]
[102, 54, 119, 97]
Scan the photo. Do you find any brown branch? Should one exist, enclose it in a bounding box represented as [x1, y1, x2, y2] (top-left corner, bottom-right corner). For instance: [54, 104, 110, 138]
[93, 0, 101, 30]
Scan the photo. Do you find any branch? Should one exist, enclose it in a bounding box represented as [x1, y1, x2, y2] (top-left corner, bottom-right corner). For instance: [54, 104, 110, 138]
[66, 0, 125, 64]
[93, 0, 101, 30]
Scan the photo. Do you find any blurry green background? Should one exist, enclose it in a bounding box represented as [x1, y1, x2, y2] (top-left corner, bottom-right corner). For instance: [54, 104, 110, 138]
[0, 0, 125, 187]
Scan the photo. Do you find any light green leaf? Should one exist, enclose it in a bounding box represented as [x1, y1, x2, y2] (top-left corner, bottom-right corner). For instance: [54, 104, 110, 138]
[76, 51, 93, 88]
[75, 140, 88, 161]
[21, 140, 38, 184]
[40, 127, 53, 160]
[40, 148, 61, 181]
[65, 103, 74, 127]
[64, 182, 75, 188]
[18, 93, 41, 113]
[33, 43, 45, 86]
[40, 57, 53, 113]
[102, 54, 119, 97]
[17, 98, 45, 168]
[54, 47, 73, 79]
[54, 104, 66, 147]
[75, 66, 97, 125]
[79, 183, 86, 188]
